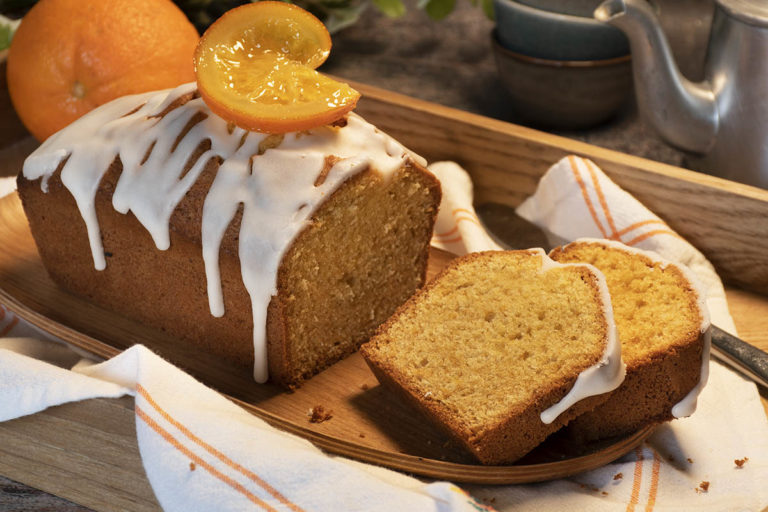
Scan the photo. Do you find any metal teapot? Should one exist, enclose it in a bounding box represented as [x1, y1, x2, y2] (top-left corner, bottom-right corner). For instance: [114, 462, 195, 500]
[595, 0, 768, 188]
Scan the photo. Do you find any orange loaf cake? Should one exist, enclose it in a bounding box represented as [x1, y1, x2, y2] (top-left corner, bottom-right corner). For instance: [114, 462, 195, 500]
[17, 83, 441, 388]
[360, 250, 625, 465]
[549, 239, 711, 441]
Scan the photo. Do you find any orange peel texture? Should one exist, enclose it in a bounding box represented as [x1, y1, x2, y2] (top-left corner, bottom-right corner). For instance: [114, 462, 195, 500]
[195, 2, 360, 134]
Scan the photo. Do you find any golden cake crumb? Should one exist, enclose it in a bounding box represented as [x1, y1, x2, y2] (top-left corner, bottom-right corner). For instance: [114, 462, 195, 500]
[735, 457, 749, 468]
[613, 472, 623, 480]
[687, 458, 694, 464]
[308, 405, 333, 423]
[696, 481, 710, 493]
[189, 462, 196, 471]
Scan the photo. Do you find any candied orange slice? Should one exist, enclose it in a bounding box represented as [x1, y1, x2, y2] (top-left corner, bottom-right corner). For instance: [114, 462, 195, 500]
[194, 1, 360, 134]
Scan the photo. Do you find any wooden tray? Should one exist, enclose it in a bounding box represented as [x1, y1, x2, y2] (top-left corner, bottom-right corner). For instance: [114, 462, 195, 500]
[2, 81, 768, 510]
[0, 191, 654, 484]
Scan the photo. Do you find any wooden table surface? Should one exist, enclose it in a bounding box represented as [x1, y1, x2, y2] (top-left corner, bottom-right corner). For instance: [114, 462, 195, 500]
[3, 1, 766, 510]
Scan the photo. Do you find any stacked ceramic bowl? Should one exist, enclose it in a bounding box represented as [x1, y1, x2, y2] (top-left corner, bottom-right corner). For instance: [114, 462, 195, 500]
[492, 0, 632, 129]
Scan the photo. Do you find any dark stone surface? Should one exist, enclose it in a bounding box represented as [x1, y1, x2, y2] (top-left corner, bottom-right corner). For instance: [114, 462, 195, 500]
[321, 0, 712, 169]
[0, 475, 92, 511]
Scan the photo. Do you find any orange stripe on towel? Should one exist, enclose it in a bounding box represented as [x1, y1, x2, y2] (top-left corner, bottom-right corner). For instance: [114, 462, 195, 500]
[137, 385, 305, 512]
[435, 234, 464, 244]
[434, 217, 483, 238]
[568, 156, 609, 239]
[645, 449, 662, 512]
[136, 406, 279, 511]
[434, 225, 460, 237]
[0, 316, 19, 337]
[584, 159, 620, 240]
[616, 219, 669, 238]
[625, 229, 683, 247]
[626, 446, 645, 512]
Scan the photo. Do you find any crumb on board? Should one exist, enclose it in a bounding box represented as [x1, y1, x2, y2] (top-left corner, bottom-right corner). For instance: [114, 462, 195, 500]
[602, 491, 609, 496]
[578, 483, 600, 492]
[613, 472, 623, 481]
[735, 457, 749, 468]
[308, 405, 333, 423]
[189, 462, 196, 471]
[687, 458, 694, 464]
[695, 481, 710, 493]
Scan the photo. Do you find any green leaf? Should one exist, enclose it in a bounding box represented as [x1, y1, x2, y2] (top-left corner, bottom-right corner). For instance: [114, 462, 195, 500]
[424, 0, 455, 20]
[321, 3, 368, 33]
[481, 0, 494, 19]
[0, 15, 21, 52]
[371, 0, 405, 18]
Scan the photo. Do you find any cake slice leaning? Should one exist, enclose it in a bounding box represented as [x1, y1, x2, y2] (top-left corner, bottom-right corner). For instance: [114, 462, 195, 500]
[360, 249, 625, 465]
[549, 239, 711, 441]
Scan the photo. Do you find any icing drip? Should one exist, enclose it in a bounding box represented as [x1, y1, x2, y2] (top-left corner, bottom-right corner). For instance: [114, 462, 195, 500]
[23, 82, 416, 383]
[529, 249, 626, 425]
[568, 238, 712, 418]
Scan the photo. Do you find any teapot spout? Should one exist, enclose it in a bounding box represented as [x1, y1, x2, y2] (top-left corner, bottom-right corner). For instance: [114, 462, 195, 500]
[595, 0, 718, 154]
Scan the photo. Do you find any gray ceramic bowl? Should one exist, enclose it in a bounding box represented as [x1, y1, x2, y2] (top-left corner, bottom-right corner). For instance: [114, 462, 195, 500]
[491, 30, 633, 130]
[493, 0, 629, 61]
[516, 0, 605, 17]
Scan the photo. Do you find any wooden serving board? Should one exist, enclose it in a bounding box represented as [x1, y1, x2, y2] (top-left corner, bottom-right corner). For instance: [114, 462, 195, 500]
[0, 191, 654, 483]
[2, 81, 768, 510]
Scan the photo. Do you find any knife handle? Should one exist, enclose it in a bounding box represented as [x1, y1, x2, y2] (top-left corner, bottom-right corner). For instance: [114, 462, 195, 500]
[710, 325, 768, 390]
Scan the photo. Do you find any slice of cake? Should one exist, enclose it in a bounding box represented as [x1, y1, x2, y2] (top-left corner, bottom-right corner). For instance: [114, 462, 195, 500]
[17, 82, 441, 388]
[549, 239, 710, 441]
[359, 249, 624, 465]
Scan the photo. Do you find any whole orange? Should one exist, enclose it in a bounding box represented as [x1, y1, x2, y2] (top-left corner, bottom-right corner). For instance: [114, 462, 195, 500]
[7, 0, 199, 141]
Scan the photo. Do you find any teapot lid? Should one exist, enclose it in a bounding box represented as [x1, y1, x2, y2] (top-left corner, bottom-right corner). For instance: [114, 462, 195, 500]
[718, 0, 768, 27]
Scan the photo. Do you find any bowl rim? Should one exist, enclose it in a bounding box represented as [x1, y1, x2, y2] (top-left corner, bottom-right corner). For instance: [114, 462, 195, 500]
[491, 30, 631, 67]
[493, 0, 613, 28]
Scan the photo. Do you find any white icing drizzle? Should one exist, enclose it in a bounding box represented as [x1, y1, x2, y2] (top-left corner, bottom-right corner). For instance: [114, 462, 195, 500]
[23, 82, 418, 383]
[563, 238, 712, 419]
[526, 248, 626, 425]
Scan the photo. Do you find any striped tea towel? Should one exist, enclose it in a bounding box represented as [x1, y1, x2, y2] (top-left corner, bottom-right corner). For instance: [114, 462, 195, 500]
[428, 157, 768, 511]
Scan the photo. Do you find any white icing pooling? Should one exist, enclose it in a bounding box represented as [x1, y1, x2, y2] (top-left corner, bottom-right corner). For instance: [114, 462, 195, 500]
[564, 238, 712, 419]
[23, 82, 416, 383]
[525, 248, 625, 425]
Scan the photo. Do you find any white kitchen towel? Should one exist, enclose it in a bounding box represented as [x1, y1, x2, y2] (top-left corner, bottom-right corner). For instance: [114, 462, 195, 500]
[0, 310, 483, 512]
[2, 153, 768, 512]
[428, 157, 768, 511]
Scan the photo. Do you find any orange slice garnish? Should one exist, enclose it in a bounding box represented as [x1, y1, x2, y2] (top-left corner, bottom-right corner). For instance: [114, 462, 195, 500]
[194, 1, 360, 134]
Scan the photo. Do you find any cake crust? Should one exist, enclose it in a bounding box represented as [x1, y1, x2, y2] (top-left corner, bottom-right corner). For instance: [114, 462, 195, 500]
[18, 137, 440, 388]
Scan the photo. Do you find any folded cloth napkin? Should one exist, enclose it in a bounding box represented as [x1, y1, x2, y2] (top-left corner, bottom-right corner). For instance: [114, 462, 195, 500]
[429, 157, 768, 511]
[2, 154, 768, 512]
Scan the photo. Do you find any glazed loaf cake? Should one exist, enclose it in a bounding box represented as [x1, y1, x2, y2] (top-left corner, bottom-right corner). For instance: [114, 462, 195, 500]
[549, 239, 710, 441]
[360, 250, 625, 465]
[18, 83, 441, 388]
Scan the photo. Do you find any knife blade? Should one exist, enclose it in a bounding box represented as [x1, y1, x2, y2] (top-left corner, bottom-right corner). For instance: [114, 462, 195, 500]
[710, 325, 768, 390]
